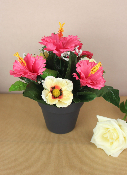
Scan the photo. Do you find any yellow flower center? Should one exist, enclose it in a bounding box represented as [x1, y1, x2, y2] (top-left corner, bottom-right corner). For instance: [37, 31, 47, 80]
[14, 52, 26, 67]
[58, 22, 65, 38]
[88, 62, 102, 77]
[52, 89, 61, 98]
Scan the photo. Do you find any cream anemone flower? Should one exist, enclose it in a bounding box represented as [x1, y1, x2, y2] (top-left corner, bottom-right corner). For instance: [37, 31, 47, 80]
[81, 57, 97, 63]
[42, 76, 73, 108]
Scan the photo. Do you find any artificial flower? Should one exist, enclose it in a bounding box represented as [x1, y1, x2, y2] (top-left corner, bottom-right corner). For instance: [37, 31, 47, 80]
[74, 47, 93, 59]
[61, 51, 70, 61]
[10, 52, 46, 81]
[80, 57, 97, 63]
[39, 33, 83, 57]
[81, 51, 93, 59]
[58, 22, 65, 39]
[9, 22, 120, 118]
[74, 46, 83, 56]
[42, 76, 73, 108]
[39, 22, 82, 57]
[39, 51, 49, 59]
[73, 60, 105, 90]
[91, 115, 127, 157]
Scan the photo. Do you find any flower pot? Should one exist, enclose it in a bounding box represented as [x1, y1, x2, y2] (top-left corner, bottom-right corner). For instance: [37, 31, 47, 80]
[38, 102, 84, 134]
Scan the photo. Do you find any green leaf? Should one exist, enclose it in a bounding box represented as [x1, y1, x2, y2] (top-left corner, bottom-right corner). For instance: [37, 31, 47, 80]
[65, 52, 77, 80]
[85, 85, 111, 97]
[45, 51, 57, 70]
[9, 81, 27, 92]
[102, 86, 120, 107]
[95, 86, 109, 97]
[73, 95, 81, 103]
[20, 77, 36, 84]
[119, 101, 127, 113]
[119, 100, 127, 114]
[125, 100, 127, 111]
[40, 68, 57, 79]
[87, 85, 120, 107]
[23, 82, 47, 104]
[76, 91, 97, 102]
[123, 114, 127, 121]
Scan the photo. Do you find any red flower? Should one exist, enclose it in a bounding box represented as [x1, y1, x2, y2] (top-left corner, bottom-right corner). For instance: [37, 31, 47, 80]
[81, 51, 93, 59]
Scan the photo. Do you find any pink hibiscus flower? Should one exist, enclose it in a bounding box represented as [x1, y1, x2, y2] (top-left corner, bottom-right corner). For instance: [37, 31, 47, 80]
[10, 53, 46, 81]
[39, 33, 83, 57]
[73, 60, 106, 90]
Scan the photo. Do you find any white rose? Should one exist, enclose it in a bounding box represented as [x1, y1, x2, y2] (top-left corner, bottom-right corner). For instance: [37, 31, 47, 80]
[91, 115, 127, 157]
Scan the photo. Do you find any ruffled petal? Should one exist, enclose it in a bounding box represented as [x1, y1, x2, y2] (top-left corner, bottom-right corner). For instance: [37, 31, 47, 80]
[60, 91, 73, 105]
[43, 76, 55, 91]
[46, 93, 58, 104]
[42, 89, 49, 103]
[56, 101, 69, 108]
[73, 60, 106, 90]
[32, 56, 46, 74]
[24, 53, 34, 72]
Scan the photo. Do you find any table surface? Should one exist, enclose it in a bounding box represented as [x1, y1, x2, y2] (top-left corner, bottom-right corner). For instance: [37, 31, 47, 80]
[0, 94, 127, 175]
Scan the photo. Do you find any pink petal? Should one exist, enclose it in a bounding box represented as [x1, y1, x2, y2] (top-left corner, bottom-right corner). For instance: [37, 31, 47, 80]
[32, 56, 46, 74]
[24, 53, 35, 72]
[73, 60, 106, 90]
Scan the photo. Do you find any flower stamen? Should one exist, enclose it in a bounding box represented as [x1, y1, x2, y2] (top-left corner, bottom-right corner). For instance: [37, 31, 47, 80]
[88, 62, 102, 77]
[52, 89, 60, 97]
[14, 52, 26, 67]
[50, 86, 63, 98]
[58, 22, 65, 39]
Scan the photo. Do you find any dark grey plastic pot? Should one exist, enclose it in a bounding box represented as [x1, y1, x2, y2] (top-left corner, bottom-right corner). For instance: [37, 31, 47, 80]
[38, 102, 84, 134]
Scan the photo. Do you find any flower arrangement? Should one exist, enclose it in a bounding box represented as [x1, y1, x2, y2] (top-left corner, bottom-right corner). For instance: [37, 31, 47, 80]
[9, 22, 120, 108]
[9, 22, 127, 157]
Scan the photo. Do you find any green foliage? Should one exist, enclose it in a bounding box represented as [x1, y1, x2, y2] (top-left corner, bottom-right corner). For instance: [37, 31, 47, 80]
[20, 77, 37, 84]
[45, 51, 56, 69]
[125, 100, 127, 111]
[65, 52, 77, 80]
[119, 100, 127, 121]
[40, 68, 57, 79]
[119, 100, 127, 113]
[9, 81, 27, 92]
[73, 91, 97, 103]
[102, 86, 120, 107]
[79, 85, 120, 107]
[44, 51, 68, 78]
[23, 82, 47, 104]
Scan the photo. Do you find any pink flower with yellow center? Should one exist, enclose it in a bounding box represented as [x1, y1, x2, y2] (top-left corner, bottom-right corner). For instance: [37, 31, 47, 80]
[73, 60, 106, 90]
[39, 22, 83, 57]
[10, 52, 46, 81]
[42, 76, 73, 108]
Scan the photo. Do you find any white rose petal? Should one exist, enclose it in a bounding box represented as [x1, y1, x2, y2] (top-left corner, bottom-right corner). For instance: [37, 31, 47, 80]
[91, 115, 127, 157]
